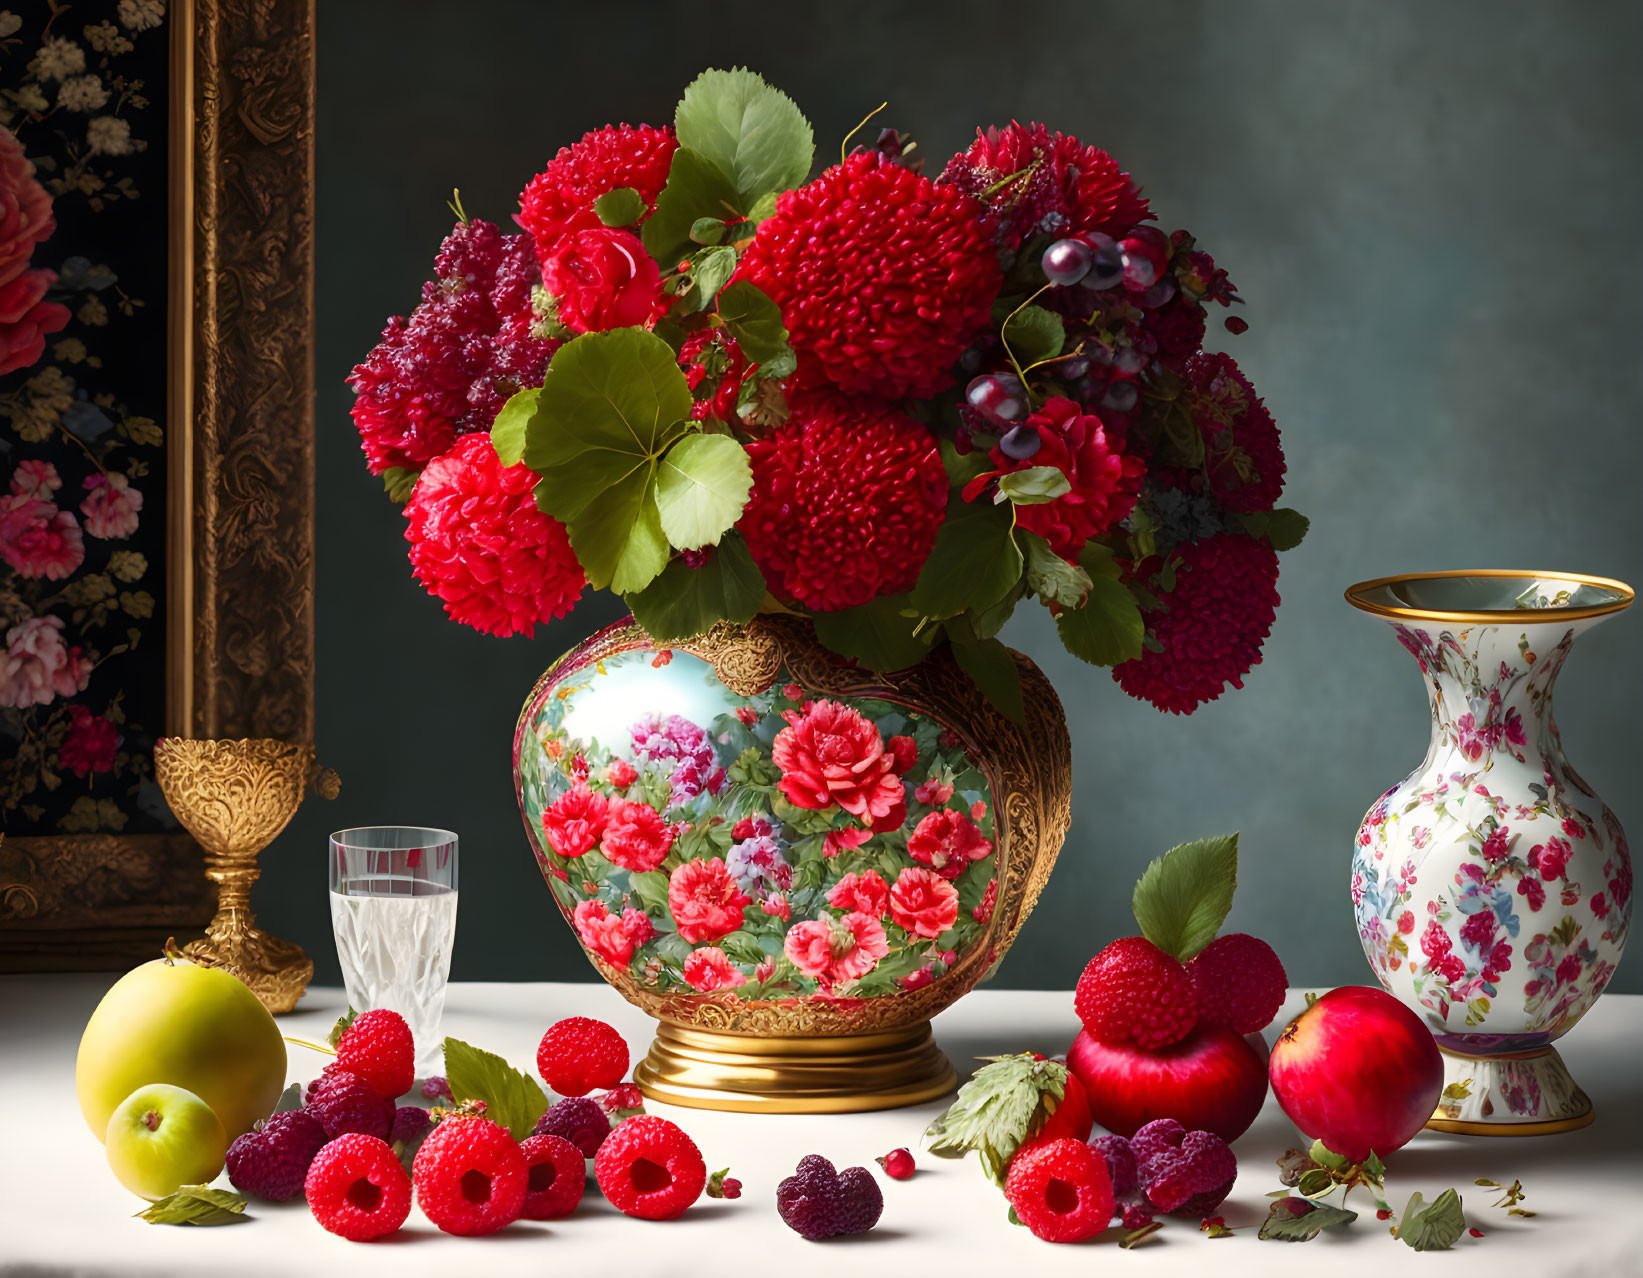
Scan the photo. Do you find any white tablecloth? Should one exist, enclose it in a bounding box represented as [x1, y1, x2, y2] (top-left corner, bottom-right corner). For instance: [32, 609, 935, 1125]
[5, 975, 1638, 1275]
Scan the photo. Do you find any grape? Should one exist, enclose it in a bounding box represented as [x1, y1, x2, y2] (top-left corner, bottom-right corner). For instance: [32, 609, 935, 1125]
[999, 425, 1042, 460]
[1137, 279, 1176, 308]
[1076, 232, 1125, 291]
[1120, 249, 1156, 290]
[1114, 346, 1149, 375]
[1102, 381, 1139, 412]
[1041, 239, 1093, 287]
[966, 374, 1028, 426]
[1058, 356, 1090, 380]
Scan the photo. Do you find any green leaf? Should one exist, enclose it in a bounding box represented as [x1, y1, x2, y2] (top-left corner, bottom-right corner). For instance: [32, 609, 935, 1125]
[1233, 507, 1309, 552]
[970, 581, 1026, 639]
[924, 1055, 1068, 1186]
[1021, 531, 1090, 609]
[137, 1185, 249, 1226]
[939, 437, 990, 488]
[674, 67, 814, 212]
[679, 245, 738, 313]
[1258, 1198, 1357, 1242]
[628, 870, 672, 916]
[948, 624, 1025, 724]
[1398, 1189, 1466, 1251]
[811, 594, 933, 672]
[1054, 562, 1145, 667]
[910, 499, 1022, 620]
[690, 216, 727, 245]
[442, 1036, 549, 1140]
[1130, 833, 1239, 962]
[490, 387, 540, 467]
[326, 1007, 358, 1049]
[655, 432, 753, 550]
[643, 147, 742, 265]
[1362, 1151, 1387, 1182]
[1309, 1139, 1349, 1171]
[594, 185, 645, 227]
[625, 533, 766, 642]
[1001, 304, 1065, 368]
[567, 466, 671, 594]
[997, 465, 1071, 506]
[746, 190, 779, 223]
[381, 466, 420, 503]
[1296, 1168, 1335, 1197]
[716, 280, 793, 368]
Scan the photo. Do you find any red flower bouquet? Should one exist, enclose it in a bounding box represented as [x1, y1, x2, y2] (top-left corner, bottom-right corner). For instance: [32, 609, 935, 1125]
[352, 69, 1305, 716]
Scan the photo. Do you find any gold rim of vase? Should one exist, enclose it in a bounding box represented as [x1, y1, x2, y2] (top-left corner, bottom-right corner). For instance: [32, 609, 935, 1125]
[1344, 569, 1634, 625]
[1425, 1109, 1595, 1137]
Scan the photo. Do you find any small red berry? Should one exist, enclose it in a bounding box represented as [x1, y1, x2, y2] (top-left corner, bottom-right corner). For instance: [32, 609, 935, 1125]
[1224, 315, 1249, 335]
[1074, 936, 1198, 1049]
[519, 1134, 586, 1220]
[304, 1133, 413, 1241]
[594, 1115, 707, 1220]
[536, 1016, 630, 1097]
[1377, 1208, 1395, 1220]
[336, 1008, 416, 1100]
[412, 1116, 528, 1236]
[721, 1177, 742, 1199]
[877, 1148, 915, 1180]
[1188, 933, 1288, 1034]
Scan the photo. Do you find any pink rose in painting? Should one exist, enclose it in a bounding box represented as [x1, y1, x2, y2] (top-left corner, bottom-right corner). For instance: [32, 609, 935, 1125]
[541, 780, 609, 858]
[889, 867, 959, 939]
[0, 493, 83, 579]
[1517, 875, 1546, 912]
[1528, 837, 1572, 881]
[8, 459, 60, 499]
[914, 776, 954, 807]
[79, 472, 143, 540]
[759, 891, 791, 921]
[682, 946, 746, 992]
[571, 900, 652, 969]
[782, 912, 888, 985]
[1562, 815, 1586, 840]
[59, 704, 119, 777]
[906, 808, 994, 880]
[600, 798, 674, 871]
[1479, 827, 1510, 863]
[771, 698, 905, 831]
[822, 826, 871, 857]
[827, 869, 890, 917]
[0, 127, 70, 377]
[1397, 909, 1416, 934]
[0, 615, 92, 708]
[604, 758, 638, 789]
[667, 856, 750, 944]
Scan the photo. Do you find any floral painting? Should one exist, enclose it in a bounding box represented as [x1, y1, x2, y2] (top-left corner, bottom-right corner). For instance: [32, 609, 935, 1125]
[0, 0, 173, 836]
[516, 647, 1001, 999]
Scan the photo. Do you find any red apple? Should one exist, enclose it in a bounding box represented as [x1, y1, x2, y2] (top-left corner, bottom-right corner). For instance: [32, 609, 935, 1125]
[1066, 1024, 1268, 1142]
[1267, 985, 1443, 1162]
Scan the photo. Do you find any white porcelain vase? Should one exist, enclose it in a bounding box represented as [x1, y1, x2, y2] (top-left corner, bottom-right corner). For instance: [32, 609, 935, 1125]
[1347, 571, 1633, 1134]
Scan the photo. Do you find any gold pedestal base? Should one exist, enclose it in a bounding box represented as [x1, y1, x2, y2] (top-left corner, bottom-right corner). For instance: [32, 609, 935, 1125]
[1424, 1044, 1595, 1136]
[182, 922, 313, 1015]
[633, 1022, 958, 1114]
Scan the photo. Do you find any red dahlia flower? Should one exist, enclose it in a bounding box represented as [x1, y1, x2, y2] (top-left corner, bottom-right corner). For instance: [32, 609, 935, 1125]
[889, 867, 960, 939]
[541, 225, 663, 333]
[739, 393, 946, 612]
[938, 121, 1151, 249]
[402, 434, 585, 637]
[906, 809, 994, 880]
[668, 857, 752, 944]
[965, 396, 1144, 563]
[349, 219, 557, 474]
[517, 124, 677, 257]
[772, 698, 906, 832]
[1113, 532, 1280, 715]
[736, 152, 1002, 399]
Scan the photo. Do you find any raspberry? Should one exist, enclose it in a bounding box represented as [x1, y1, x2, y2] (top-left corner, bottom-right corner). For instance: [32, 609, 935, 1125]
[336, 1008, 416, 1100]
[226, 1110, 327, 1201]
[304, 1133, 413, 1241]
[1003, 1137, 1115, 1243]
[532, 1095, 611, 1157]
[1120, 1201, 1157, 1231]
[303, 1061, 344, 1106]
[519, 1134, 586, 1220]
[1074, 936, 1197, 1049]
[1091, 1133, 1137, 1196]
[309, 1069, 394, 1141]
[412, 1116, 529, 1236]
[536, 1016, 630, 1097]
[1130, 1119, 1237, 1215]
[1188, 933, 1288, 1033]
[599, 1083, 645, 1115]
[776, 1154, 882, 1240]
[390, 1105, 432, 1146]
[593, 1115, 706, 1220]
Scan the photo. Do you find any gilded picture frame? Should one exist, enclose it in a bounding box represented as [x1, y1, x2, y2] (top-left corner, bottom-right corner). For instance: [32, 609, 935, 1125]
[0, 0, 316, 969]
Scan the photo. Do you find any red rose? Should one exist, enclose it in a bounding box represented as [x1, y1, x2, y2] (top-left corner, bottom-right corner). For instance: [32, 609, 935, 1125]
[772, 699, 905, 831]
[906, 809, 994, 879]
[58, 705, 118, 778]
[572, 900, 652, 969]
[890, 867, 960, 939]
[601, 798, 674, 872]
[822, 826, 872, 857]
[668, 857, 751, 944]
[827, 870, 890, 918]
[542, 781, 609, 858]
[542, 225, 661, 333]
[886, 735, 918, 775]
[682, 946, 747, 992]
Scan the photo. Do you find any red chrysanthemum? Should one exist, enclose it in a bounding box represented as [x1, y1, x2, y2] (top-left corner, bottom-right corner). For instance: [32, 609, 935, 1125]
[938, 121, 1151, 248]
[517, 124, 678, 256]
[349, 219, 557, 475]
[739, 392, 946, 611]
[1113, 533, 1280, 715]
[1177, 352, 1285, 513]
[402, 433, 584, 637]
[737, 152, 1002, 399]
[965, 396, 1145, 563]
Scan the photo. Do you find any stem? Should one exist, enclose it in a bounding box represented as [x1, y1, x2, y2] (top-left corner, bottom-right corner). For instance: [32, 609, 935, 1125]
[979, 160, 1040, 200]
[283, 1036, 338, 1057]
[998, 283, 1053, 397]
[839, 101, 889, 164]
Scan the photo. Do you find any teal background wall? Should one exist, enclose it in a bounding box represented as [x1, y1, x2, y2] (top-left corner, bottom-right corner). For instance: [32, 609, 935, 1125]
[268, 0, 1642, 997]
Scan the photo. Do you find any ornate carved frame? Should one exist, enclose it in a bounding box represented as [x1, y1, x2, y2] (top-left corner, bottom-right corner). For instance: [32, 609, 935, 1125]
[0, 0, 317, 970]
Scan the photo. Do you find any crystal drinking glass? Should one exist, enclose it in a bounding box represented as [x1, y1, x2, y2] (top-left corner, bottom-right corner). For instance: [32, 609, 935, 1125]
[329, 826, 458, 1076]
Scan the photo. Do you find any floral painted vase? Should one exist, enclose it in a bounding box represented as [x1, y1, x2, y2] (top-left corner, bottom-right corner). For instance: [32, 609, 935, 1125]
[513, 614, 1071, 1113]
[1347, 571, 1633, 1133]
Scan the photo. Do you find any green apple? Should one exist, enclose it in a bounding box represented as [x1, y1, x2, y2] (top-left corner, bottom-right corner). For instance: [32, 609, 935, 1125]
[105, 1083, 228, 1200]
[76, 957, 287, 1141]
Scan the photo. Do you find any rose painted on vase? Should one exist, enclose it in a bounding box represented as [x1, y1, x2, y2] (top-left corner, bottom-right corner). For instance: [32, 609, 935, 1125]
[827, 869, 890, 918]
[600, 798, 674, 871]
[79, 471, 142, 539]
[542, 780, 609, 857]
[889, 867, 960, 939]
[906, 808, 993, 879]
[573, 900, 653, 968]
[668, 857, 751, 944]
[682, 947, 747, 992]
[771, 698, 905, 831]
[783, 912, 889, 986]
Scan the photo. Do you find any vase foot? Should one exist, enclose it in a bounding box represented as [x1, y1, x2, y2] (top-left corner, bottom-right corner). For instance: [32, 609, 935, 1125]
[181, 927, 313, 1016]
[633, 1022, 957, 1114]
[1425, 1045, 1594, 1135]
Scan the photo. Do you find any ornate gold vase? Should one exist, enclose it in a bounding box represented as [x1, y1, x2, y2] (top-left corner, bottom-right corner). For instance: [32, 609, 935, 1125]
[513, 616, 1072, 1113]
[154, 738, 340, 1014]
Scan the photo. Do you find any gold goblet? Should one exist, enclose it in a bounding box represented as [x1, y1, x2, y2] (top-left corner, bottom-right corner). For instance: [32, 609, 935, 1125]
[153, 738, 339, 1013]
